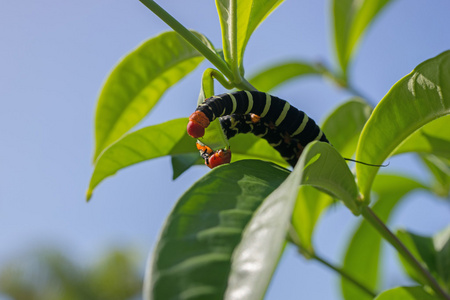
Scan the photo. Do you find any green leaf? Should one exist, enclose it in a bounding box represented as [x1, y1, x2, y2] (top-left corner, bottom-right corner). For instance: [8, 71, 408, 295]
[356, 50, 450, 202]
[341, 174, 426, 300]
[291, 186, 333, 253]
[420, 154, 450, 198]
[145, 142, 358, 300]
[248, 61, 321, 92]
[374, 286, 439, 300]
[143, 160, 289, 300]
[333, 0, 393, 78]
[93, 31, 207, 161]
[171, 153, 203, 180]
[396, 227, 450, 290]
[393, 115, 450, 159]
[228, 133, 288, 167]
[215, 0, 284, 72]
[322, 98, 373, 159]
[435, 227, 450, 290]
[226, 142, 358, 300]
[87, 118, 195, 200]
[171, 133, 289, 180]
[89, 118, 294, 198]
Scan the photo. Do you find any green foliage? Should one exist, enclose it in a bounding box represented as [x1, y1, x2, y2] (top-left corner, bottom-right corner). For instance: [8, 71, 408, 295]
[374, 286, 439, 300]
[333, 0, 393, 79]
[341, 174, 427, 300]
[248, 61, 321, 92]
[396, 227, 450, 291]
[93, 31, 207, 160]
[145, 160, 289, 300]
[86, 1, 450, 300]
[356, 51, 450, 202]
[0, 248, 142, 300]
[216, 0, 284, 74]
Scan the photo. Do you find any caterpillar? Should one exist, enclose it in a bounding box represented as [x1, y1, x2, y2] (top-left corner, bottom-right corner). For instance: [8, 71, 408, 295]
[187, 91, 328, 168]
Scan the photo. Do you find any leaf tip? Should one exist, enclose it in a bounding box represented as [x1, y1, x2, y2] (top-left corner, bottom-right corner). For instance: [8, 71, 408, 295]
[86, 189, 93, 202]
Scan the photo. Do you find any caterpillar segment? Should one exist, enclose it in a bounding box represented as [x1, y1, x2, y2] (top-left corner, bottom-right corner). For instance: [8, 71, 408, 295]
[187, 91, 328, 168]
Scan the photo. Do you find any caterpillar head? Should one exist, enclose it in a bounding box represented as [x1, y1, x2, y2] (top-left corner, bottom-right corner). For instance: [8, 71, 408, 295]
[187, 111, 210, 138]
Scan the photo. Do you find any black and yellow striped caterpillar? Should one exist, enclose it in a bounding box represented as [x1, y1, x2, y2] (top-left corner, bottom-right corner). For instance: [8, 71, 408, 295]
[187, 91, 329, 168]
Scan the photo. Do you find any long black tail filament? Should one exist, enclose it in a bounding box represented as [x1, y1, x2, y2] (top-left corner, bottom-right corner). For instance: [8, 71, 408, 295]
[344, 158, 389, 168]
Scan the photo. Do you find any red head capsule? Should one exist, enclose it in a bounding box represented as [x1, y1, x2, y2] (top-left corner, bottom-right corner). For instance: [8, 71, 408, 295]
[187, 111, 210, 138]
[207, 149, 232, 169]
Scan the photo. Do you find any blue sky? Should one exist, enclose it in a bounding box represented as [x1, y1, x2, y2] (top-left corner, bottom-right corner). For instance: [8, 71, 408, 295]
[0, 1, 449, 299]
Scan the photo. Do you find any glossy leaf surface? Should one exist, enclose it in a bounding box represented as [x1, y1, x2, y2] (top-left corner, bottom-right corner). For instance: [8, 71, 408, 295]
[93, 31, 206, 160]
[215, 0, 283, 70]
[333, 0, 392, 77]
[248, 61, 321, 92]
[356, 50, 450, 202]
[341, 174, 426, 300]
[225, 142, 358, 300]
[144, 160, 289, 300]
[374, 286, 438, 300]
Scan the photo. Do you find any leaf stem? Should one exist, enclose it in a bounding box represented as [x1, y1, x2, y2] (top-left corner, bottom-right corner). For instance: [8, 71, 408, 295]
[316, 62, 376, 105]
[288, 228, 376, 298]
[311, 251, 377, 298]
[361, 205, 450, 300]
[138, 0, 234, 80]
[229, 0, 240, 81]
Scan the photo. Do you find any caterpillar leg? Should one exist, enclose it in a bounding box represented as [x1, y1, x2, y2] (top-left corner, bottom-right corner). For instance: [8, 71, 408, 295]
[196, 141, 232, 169]
[207, 149, 231, 169]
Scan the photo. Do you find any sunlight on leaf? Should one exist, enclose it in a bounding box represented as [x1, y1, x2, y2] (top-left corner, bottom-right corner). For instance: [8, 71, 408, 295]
[88, 118, 195, 200]
[216, 0, 284, 71]
[356, 50, 450, 202]
[226, 142, 358, 300]
[143, 160, 289, 300]
[93, 31, 207, 160]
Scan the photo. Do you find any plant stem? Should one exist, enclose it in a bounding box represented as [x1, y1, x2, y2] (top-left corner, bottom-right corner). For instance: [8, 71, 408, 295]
[311, 251, 377, 298]
[361, 205, 450, 300]
[316, 62, 376, 105]
[138, 0, 234, 80]
[288, 228, 377, 298]
[229, 0, 240, 81]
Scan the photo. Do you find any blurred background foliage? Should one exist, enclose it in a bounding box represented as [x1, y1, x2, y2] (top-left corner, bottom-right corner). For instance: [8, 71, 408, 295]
[0, 247, 143, 300]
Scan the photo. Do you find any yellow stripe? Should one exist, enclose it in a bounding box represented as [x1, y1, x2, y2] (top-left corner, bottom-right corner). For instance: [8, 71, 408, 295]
[292, 114, 309, 136]
[256, 127, 268, 137]
[314, 130, 324, 141]
[227, 93, 237, 114]
[260, 93, 272, 118]
[275, 102, 290, 126]
[244, 91, 253, 114]
[270, 140, 282, 147]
